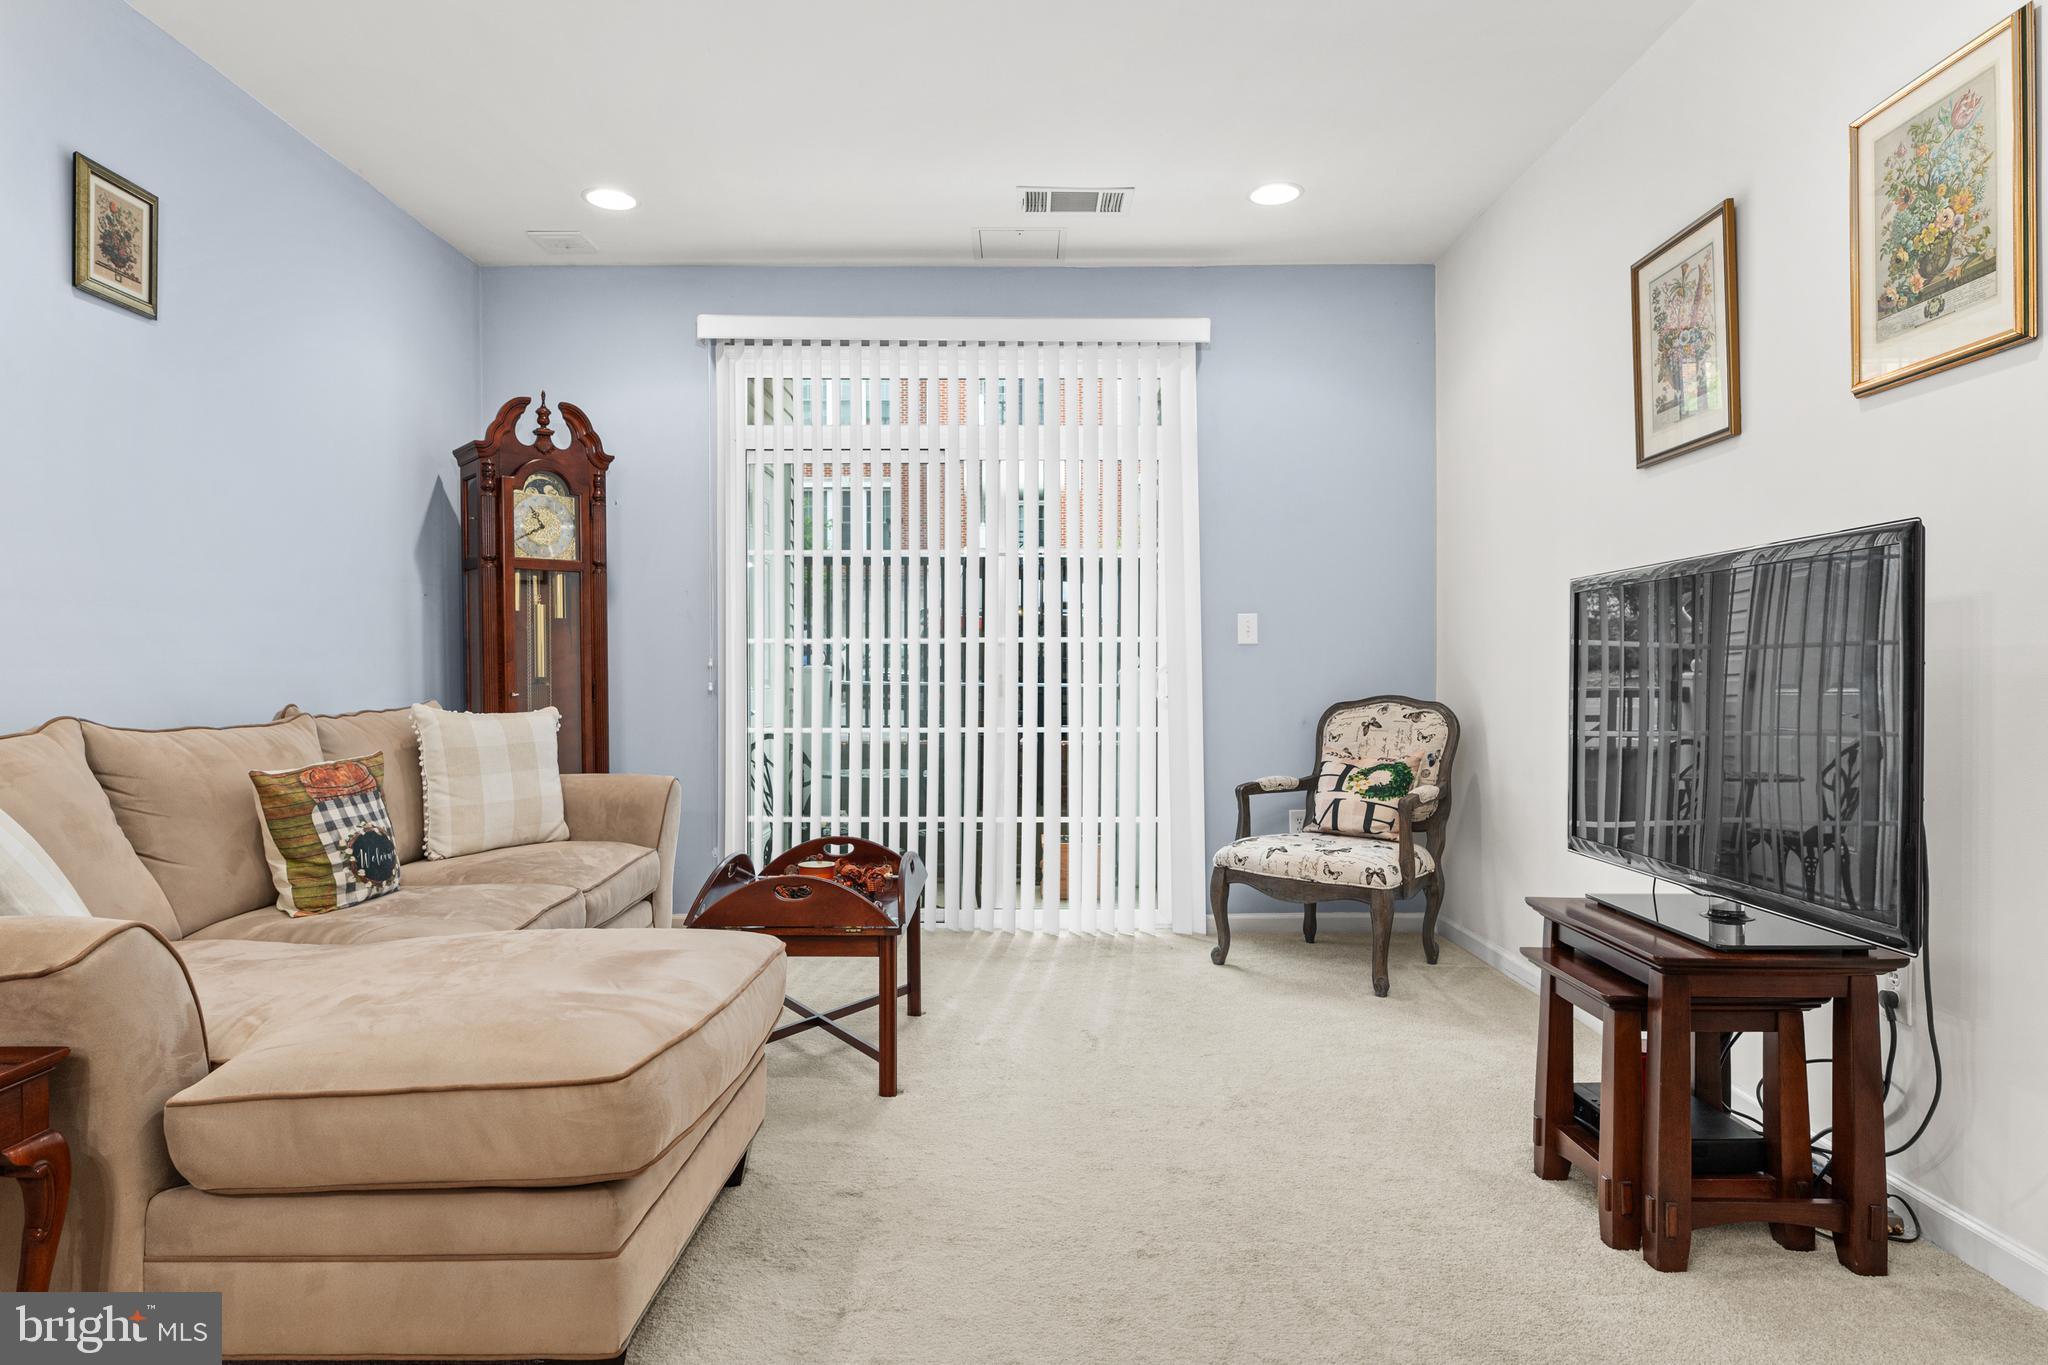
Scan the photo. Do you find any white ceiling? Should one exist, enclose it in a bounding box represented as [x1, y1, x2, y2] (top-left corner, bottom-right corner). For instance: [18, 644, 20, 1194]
[132, 0, 1691, 268]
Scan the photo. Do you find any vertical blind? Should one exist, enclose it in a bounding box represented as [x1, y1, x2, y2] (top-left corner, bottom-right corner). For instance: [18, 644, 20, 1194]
[710, 324, 1207, 932]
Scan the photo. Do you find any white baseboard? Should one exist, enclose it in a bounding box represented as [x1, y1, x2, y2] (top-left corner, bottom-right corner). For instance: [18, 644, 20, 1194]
[1884, 1173, 2048, 1307]
[1437, 912, 2048, 1312]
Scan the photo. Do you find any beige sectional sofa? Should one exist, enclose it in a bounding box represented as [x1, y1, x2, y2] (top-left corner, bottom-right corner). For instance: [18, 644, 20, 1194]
[0, 705, 786, 1361]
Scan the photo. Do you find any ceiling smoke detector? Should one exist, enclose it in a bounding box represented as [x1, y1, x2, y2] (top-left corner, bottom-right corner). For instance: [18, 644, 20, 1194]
[526, 230, 599, 255]
[1019, 186, 1131, 215]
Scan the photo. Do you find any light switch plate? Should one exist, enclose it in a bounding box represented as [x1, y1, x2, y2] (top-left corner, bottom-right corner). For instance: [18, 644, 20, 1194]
[1236, 612, 1259, 645]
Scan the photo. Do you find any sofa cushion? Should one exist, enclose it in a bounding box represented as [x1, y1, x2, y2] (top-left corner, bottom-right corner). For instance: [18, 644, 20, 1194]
[183, 882, 582, 945]
[279, 703, 438, 865]
[0, 807, 93, 918]
[403, 840, 658, 926]
[82, 714, 323, 936]
[0, 719, 182, 937]
[144, 1054, 763, 1261]
[594, 898, 656, 930]
[165, 928, 785, 1193]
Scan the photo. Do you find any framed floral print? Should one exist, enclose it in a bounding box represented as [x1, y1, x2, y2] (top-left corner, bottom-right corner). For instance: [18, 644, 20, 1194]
[1631, 199, 1741, 467]
[72, 153, 157, 319]
[1851, 6, 2036, 396]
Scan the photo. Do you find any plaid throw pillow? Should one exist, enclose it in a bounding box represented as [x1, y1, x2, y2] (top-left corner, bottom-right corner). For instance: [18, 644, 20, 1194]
[411, 705, 569, 860]
[250, 754, 402, 917]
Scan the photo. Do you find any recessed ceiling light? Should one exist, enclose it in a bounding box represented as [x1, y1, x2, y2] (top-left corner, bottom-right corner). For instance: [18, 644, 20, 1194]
[583, 187, 637, 211]
[1248, 182, 1303, 206]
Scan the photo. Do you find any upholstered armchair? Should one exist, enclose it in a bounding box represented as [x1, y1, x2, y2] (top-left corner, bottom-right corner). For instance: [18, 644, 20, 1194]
[1209, 695, 1461, 996]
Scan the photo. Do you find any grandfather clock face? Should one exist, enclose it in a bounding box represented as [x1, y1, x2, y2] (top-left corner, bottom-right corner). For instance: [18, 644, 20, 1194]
[512, 471, 578, 561]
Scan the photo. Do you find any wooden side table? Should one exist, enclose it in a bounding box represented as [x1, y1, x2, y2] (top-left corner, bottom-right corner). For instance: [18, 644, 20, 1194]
[1, 1046, 71, 1292]
[1528, 897, 1905, 1275]
[686, 839, 927, 1097]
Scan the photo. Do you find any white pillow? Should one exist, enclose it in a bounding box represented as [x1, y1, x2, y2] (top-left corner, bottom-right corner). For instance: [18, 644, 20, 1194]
[410, 705, 570, 859]
[0, 807, 93, 918]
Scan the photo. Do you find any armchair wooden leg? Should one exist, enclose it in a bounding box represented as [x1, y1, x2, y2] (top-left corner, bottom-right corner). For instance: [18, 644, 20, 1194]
[1209, 867, 1232, 965]
[1421, 868, 1444, 965]
[1303, 903, 1317, 943]
[1368, 890, 1394, 997]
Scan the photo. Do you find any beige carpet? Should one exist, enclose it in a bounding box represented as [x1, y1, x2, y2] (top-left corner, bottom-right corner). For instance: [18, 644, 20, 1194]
[632, 923, 2048, 1365]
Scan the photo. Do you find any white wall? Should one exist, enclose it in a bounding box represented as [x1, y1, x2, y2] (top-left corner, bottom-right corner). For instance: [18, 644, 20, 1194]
[1436, 0, 2048, 1302]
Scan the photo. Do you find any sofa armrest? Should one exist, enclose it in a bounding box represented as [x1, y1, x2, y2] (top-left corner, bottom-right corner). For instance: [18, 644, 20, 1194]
[560, 773, 683, 927]
[0, 918, 210, 1290]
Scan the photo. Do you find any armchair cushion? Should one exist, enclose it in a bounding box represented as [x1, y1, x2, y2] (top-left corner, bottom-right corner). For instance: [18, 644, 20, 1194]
[1212, 832, 1433, 889]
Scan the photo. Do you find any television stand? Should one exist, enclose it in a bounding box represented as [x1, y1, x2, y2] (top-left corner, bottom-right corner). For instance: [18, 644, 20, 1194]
[1587, 890, 1878, 952]
[1529, 895, 1906, 1274]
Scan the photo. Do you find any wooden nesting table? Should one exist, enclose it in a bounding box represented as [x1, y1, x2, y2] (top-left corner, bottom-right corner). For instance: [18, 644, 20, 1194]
[686, 839, 926, 1097]
[1528, 896, 1905, 1274]
[1, 1046, 71, 1292]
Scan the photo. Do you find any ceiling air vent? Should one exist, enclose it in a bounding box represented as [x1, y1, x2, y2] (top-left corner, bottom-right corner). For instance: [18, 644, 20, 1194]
[1019, 187, 1132, 215]
[526, 230, 598, 255]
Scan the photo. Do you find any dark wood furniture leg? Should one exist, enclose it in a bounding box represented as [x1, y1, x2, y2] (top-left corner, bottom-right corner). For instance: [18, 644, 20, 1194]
[724, 1150, 748, 1189]
[1368, 890, 1394, 998]
[1532, 955, 1574, 1180]
[877, 937, 899, 1098]
[1421, 866, 1444, 965]
[0, 1048, 71, 1294]
[1693, 1030, 1731, 1107]
[1208, 867, 1231, 965]
[1302, 902, 1317, 944]
[906, 896, 923, 1017]
[1643, 971, 1694, 1272]
[1599, 1002, 1645, 1250]
[3, 1130, 70, 1292]
[1763, 1008, 1815, 1251]
[1831, 977, 1888, 1275]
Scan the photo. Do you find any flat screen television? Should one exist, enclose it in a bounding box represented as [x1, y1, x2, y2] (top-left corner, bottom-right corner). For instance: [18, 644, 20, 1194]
[1568, 520, 1924, 953]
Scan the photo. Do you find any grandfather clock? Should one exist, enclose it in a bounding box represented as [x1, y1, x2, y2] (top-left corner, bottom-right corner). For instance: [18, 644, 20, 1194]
[453, 393, 611, 773]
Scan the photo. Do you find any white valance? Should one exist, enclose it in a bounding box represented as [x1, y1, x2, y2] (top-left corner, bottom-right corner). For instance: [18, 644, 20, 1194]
[696, 315, 1211, 344]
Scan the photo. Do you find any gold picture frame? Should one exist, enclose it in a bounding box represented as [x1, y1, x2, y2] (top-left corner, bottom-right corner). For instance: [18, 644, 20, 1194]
[1850, 5, 2036, 396]
[1631, 199, 1742, 467]
[72, 153, 157, 319]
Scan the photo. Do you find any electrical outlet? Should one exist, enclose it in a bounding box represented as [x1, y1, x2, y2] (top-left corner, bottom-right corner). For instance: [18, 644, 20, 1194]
[1881, 966, 1913, 1027]
[1288, 808, 1306, 833]
[1236, 612, 1259, 645]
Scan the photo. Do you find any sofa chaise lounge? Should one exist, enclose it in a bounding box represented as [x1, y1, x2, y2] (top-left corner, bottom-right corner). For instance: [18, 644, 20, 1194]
[0, 704, 785, 1361]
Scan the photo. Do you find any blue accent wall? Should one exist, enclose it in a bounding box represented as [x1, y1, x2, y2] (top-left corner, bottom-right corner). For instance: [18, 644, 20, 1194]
[0, 0, 1435, 910]
[0, 0, 478, 729]
[478, 266, 1436, 892]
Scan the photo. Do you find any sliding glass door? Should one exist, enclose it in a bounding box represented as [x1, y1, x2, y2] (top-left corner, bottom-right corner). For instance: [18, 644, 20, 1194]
[712, 332, 1206, 932]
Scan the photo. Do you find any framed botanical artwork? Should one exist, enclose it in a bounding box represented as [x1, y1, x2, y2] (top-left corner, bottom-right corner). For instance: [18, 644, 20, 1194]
[1851, 5, 2037, 396]
[72, 153, 157, 319]
[1631, 199, 1741, 467]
